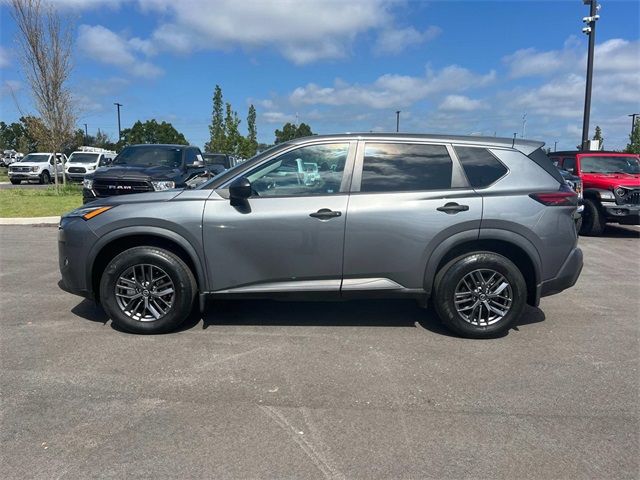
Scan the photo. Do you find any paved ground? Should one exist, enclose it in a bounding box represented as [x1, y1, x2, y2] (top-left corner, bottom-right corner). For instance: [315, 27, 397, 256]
[1, 225, 638, 479]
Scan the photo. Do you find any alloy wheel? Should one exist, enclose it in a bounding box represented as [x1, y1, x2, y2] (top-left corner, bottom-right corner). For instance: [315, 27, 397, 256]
[114, 264, 175, 322]
[454, 269, 513, 326]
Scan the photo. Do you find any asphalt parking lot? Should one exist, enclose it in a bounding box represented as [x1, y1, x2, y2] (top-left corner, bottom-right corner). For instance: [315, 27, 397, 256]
[1, 224, 638, 479]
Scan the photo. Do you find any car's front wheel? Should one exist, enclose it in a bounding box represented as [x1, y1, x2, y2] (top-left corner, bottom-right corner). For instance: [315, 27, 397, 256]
[10, 179, 21, 185]
[39, 171, 50, 184]
[99, 246, 197, 334]
[579, 198, 605, 236]
[433, 252, 527, 338]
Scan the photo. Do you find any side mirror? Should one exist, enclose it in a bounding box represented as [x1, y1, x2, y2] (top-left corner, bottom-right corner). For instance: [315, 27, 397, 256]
[229, 177, 252, 206]
[187, 159, 204, 169]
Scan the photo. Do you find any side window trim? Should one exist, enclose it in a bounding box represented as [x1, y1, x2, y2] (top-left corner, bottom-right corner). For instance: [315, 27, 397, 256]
[220, 141, 357, 197]
[350, 141, 467, 193]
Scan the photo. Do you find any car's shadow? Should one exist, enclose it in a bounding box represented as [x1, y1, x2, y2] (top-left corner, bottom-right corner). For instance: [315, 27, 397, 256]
[71, 298, 546, 338]
[582, 225, 640, 239]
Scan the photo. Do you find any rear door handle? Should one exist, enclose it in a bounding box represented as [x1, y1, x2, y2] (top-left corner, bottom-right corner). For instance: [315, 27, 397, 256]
[309, 208, 342, 220]
[437, 202, 469, 214]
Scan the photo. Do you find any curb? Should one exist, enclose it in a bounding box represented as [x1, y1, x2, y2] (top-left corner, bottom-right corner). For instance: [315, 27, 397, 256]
[0, 216, 60, 225]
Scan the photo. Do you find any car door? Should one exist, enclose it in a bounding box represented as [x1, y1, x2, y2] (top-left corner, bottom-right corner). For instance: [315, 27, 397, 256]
[342, 141, 482, 293]
[203, 141, 356, 293]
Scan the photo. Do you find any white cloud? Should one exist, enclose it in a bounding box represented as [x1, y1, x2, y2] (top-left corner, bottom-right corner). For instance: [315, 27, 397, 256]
[374, 25, 441, 55]
[138, 0, 393, 64]
[262, 111, 295, 124]
[289, 65, 496, 109]
[0, 46, 10, 69]
[77, 25, 163, 78]
[438, 95, 487, 112]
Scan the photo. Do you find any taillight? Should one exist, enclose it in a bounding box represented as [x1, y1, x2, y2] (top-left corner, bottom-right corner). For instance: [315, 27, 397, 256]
[529, 185, 577, 206]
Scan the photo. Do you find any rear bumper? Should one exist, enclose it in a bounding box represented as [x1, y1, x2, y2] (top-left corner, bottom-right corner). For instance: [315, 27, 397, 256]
[538, 247, 583, 300]
[603, 203, 640, 225]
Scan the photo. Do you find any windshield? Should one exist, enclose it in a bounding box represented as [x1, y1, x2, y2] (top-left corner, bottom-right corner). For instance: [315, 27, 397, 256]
[196, 144, 285, 189]
[113, 147, 183, 168]
[21, 153, 50, 163]
[581, 156, 640, 174]
[69, 153, 100, 163]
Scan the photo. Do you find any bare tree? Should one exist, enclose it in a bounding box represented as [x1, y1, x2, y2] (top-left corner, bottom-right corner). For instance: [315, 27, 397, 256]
[11, 0, 76, 190]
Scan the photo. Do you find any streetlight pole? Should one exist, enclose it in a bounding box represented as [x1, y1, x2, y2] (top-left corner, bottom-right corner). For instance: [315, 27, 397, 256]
[114, 102, 123, 141]
[522, 113, 527, 139]
[395, 111, 400, 132]
[580, 0, 600, 151]
[629, 113, 639, 138]
[554, 141, 558, 152]
[84, 123, 88, 144]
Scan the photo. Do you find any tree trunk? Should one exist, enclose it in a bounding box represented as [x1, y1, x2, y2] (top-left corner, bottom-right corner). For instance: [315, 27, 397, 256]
[53, 150, 59, 192]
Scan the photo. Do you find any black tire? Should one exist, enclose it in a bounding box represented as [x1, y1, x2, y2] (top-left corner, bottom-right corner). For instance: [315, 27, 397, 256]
[99, 246, 197, 334]
[10, 179, 21, 185]
[39, 171, 50, 185]
[574, 216, 583, 235]
[433, 252, 527, 339]
[579, 198, 605, 236]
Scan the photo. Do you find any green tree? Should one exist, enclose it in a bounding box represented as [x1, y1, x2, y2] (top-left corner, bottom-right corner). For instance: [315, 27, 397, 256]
[119, 119, 188, 148]
[205, 85, 225, 152]
[274, 122, 314, 144]
[238, 104, 258, 158]
[222, 103, 241, 155]
[593, 125, 604, 149]
[94, 129, 116, 150]
[626, 118, 640, 154]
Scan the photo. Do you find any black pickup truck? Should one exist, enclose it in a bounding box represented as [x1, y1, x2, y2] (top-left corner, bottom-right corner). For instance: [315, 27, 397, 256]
[82, 144, 214, 204]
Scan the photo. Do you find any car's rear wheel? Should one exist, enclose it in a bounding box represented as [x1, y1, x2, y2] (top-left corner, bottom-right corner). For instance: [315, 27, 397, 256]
[433, 252, 527, 338]
[99, 246, 197, 334]
[579, 198, 605, 236]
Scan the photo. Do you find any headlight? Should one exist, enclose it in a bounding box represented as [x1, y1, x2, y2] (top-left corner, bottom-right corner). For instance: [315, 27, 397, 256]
[65, 205, 113, 221]
[87, 165, 96, 170]
[151, 181, 175, 191]
[31, 166, 40, 172]
[614, 187, 627, 197]
[598, 190, 616, 201]
[83, 178, 93, 189]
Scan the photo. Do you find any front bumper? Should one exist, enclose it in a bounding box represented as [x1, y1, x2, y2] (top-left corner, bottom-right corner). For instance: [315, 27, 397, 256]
[58, 217, 100, 299]
[9, 172, 41, 180]
[538, 247, 583, 300]
[602, 203, 640, 225]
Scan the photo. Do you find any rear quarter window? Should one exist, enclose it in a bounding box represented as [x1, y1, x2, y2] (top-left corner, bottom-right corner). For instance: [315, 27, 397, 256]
[527, 148, 564, 183]
[454, 146, 508, 188]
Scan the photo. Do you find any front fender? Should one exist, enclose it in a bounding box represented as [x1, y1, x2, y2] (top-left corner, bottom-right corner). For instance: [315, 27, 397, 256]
[86, 225, 208, 294]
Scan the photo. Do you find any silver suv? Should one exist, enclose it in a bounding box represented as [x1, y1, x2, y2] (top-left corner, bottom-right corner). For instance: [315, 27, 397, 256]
[58, 134, 583, 338]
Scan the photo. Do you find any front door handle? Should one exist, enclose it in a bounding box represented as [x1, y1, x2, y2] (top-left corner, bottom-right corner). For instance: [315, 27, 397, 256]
[309, 208, 342, 220]
[437, 202, 469, 214]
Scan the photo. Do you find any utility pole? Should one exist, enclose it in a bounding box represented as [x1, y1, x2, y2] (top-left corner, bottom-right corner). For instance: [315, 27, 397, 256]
[554, 141, 558, 152]
[84, 123, 88, 144]
[629, 113, 639, 138]
[580, 0, 600, 151]
[395, 111, 400, 132]
[522, 113, 527, 139]
[114, 102, 123, 141]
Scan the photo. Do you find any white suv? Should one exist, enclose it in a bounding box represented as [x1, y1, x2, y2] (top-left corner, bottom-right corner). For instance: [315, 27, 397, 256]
[65, 148, 116, 182]
[8, 152, 67, 185]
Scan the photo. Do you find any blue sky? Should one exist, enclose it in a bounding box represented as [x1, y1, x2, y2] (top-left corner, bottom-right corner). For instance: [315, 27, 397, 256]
[1, 0, 639, 151]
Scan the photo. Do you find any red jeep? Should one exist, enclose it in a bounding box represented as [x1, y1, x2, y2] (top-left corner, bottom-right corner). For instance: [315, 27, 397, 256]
[549, 151, 640, 235]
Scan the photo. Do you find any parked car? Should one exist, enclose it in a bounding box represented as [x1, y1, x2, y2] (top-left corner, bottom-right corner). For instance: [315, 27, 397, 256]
[549, 151, 640, 235]
[60, 133, 582, 338]
[557, 168, 584, 231]
[8, 152, 67, 184]
[65, 147, 116, 182]
[1, 150, 22, 167]
[82, 144, 212, 203]
[203, 153, 246, 175]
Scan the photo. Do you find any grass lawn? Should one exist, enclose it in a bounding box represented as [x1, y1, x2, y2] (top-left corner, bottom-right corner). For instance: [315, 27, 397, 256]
[0, 167, 8, 182]
[0, 185, 83, 217]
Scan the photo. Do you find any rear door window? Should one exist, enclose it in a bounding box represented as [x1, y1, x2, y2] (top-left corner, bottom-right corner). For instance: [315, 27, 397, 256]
[454, 146, 508, 188]
[360, 143, 453, 192]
